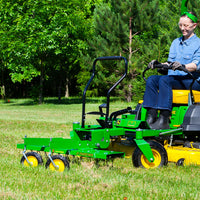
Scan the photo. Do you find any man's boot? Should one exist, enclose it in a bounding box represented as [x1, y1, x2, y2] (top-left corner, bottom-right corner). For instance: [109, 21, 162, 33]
[146, 108, 157, 125]
[150, 109, 170, 130]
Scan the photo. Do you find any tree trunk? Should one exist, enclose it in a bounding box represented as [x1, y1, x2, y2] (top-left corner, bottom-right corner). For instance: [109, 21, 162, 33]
[1, 64, 6, 100]
[129, 13, 132, 65]
[126, 14, 133, 102]
[58, 81, 62, 102]
[127, 84, 132, 103]
[0, 85, 5, 100]
[39, 61, 44, 104]
[65, 77, 69, 98]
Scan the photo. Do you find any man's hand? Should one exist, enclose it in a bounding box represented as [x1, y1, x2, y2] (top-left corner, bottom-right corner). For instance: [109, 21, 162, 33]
[148, 60, 160, 69]
[171, 61, 185, 71]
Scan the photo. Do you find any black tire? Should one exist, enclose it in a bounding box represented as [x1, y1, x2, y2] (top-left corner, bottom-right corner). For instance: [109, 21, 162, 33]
[132, 140, 168, 169]
[20, 152, 43, 167]
[45, 155, 69, 172]
[176, 158, 185, 166]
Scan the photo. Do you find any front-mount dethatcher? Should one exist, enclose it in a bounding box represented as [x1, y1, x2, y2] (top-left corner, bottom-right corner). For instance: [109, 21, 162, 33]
[17, 57, 200, 171]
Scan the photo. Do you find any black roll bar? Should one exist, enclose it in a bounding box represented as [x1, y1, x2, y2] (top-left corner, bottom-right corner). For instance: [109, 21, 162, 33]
[81, 56, 128, 128]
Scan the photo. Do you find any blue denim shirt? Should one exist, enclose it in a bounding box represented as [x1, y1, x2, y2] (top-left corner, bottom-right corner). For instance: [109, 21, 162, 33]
[168, 34, 200, 80]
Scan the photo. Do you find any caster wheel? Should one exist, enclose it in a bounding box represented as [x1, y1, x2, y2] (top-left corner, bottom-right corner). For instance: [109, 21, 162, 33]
[46, 155, 69, 172]
[21, 152, 43, 167]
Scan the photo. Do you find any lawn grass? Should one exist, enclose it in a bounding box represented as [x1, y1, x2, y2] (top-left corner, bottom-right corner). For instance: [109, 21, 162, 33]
[0, 98, 200, 200]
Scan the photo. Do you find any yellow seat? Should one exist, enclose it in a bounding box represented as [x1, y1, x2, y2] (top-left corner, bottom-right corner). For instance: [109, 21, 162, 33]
[173, 90, 200, 104]
[138, 90, 200, 105]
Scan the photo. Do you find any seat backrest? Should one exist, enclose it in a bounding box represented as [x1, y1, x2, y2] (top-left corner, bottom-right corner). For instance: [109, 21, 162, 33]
[173, 90, 200, 104]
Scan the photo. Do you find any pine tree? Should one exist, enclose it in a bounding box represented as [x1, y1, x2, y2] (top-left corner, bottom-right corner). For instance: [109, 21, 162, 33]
[78, 0, 200, 102]
[80, 0, 161, 101]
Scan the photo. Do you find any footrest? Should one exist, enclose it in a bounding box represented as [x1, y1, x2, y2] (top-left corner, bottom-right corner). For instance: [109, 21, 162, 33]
[99, 103, 107, 108]
[70, 149, 125, 159]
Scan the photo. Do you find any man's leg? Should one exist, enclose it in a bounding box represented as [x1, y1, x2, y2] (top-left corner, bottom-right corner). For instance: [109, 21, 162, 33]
[143, 75, 162, 125]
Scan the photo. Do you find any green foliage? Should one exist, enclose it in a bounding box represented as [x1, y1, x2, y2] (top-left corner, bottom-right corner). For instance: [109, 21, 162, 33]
[79, 0, 163, 101]
[5, 0, 92, 77]
[1, 0, 200, 101]
[0, 0, 97, 101]
[78, 0, 200, 102]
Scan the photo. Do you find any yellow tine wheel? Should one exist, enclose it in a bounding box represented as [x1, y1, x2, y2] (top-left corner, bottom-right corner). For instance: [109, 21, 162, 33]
[46, 155, 69, 172]
[21, 152, 43, 167]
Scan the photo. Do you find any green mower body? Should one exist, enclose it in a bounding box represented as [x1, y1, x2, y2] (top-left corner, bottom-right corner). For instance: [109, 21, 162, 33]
[17, 57, 200, 171]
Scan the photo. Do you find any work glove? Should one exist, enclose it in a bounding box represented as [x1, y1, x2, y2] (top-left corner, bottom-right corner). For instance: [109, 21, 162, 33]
[171, 61, 185, 71]
[148, 60, 160, 69]
[157, 62, 171, 75]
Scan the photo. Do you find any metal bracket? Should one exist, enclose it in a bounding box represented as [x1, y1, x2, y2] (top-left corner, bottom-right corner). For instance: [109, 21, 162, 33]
[169, 134, 173, 146]
[48, 151, 59, 170]
[22, 148, 33, 166]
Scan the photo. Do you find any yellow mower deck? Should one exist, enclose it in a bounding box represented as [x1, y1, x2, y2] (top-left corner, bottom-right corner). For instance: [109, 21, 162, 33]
[164, 142, 200, 166]
[109, 140, 200, 166]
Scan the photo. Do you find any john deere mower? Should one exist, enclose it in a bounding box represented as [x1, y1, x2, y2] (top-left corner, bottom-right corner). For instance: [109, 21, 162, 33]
[17, 56, 200, 171]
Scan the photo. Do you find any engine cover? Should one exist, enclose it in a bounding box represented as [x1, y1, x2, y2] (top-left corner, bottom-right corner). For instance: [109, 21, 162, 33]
[181, 104, 200, 133]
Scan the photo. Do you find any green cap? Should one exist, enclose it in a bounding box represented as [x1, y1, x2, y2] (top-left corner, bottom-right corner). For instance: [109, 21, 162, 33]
[181, 0, 198, 23]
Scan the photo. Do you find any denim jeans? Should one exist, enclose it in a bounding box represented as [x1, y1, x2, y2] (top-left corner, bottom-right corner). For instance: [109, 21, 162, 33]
[143, 75, 200, 111]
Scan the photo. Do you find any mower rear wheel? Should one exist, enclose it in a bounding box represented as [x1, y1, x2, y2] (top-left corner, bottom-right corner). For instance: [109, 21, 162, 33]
[132, 140, 168, 169]
[46, 155, 69, 172]
[21, 152, 43, 167]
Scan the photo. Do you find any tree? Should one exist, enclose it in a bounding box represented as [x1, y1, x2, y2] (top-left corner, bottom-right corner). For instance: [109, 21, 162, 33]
[79, 0, 161, 101]
[1, 0, 200, 101]
[79, 0, 200, 102]
[0, 0, 96, 103]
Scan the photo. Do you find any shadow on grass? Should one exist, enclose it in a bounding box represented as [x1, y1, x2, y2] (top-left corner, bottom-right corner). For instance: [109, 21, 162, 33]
[44, 98, 84, 105]
[0, 99, 36, 106]
[0, 97, 124, 106]
[44, 97, 122, 104]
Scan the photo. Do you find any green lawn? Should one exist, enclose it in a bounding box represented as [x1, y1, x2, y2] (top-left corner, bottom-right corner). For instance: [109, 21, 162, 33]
[0, 98, 200, 200]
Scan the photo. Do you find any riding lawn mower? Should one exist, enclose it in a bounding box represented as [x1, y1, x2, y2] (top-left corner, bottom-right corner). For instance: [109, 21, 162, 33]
[17, 56, 200, 171]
